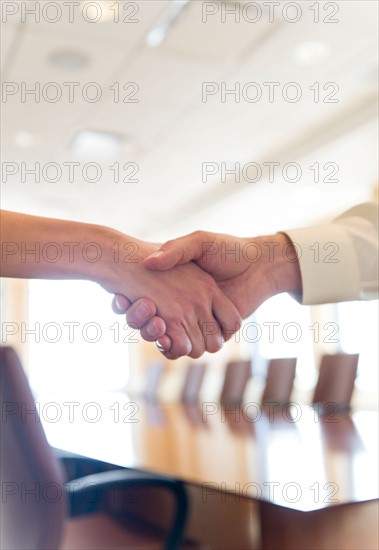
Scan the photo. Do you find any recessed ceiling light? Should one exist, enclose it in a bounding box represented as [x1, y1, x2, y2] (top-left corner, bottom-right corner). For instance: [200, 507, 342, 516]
[14, 131, 37, 148]
[83, 0, 118, 22]
[50, 51, 89, 71]
[146, 28, 166, 48]
[294, 41, 331, 66]
[146, 0, 189, 48]
[70, 129, 125, 160]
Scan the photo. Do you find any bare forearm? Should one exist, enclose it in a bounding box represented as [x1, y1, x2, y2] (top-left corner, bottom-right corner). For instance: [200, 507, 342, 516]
[0, 210, 137, 286]
[0, 211, 244, 359]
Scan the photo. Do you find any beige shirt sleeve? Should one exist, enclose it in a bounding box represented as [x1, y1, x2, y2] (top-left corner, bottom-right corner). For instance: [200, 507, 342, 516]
[282, 202, 378, 305]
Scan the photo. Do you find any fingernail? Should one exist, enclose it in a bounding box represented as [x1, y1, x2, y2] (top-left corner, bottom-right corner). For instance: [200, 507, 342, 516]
[146, 250, 163, 260]
[114, 296, 124, 311]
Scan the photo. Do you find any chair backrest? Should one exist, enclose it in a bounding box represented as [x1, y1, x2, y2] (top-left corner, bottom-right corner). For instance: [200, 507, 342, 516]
[312, 353, 359, 410]
[261, 358, 297, 405]
[0, 346, 66, 550]
[180, 362, 206, 404]
[143, 360, 166, 402]
[220, 360, 252, 404]
[319, 413, 364, 452]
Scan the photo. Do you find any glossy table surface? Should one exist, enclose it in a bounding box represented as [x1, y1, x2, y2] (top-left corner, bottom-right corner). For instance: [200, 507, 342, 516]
[40, 393, 378, 512]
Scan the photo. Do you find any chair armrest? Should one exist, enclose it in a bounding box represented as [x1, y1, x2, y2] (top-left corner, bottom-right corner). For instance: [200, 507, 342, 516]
[65, 469, 188, 550]
[53, 447, 116, 481]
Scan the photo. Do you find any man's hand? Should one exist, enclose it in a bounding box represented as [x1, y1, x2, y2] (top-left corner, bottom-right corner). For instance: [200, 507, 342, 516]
[113, 231, 302, 351]
[144, 231, 302, 316]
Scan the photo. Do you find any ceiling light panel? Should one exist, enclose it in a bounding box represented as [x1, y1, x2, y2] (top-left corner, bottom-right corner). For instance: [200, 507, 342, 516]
[16, 0, 168, 46]
[69, 129, 125, 160]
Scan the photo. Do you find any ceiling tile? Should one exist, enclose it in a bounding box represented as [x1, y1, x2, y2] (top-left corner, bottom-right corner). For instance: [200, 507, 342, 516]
[161, 0, 277, 62]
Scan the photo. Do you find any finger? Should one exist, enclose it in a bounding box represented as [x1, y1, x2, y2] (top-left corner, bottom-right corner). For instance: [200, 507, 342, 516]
[125, 298, 158, 329]
[177, 314, 208, 359]
[112, 294, 131, 314]
[163, 324, 192, 360]
[165, 314, 221, 360]
[212, 291, 242, 343]
[143, 233, 206, 271]
[139, 316, 167, 341]
[199, 318, 225, 355]
[187, 322, 207, 359]
[155, 335, 172, 351]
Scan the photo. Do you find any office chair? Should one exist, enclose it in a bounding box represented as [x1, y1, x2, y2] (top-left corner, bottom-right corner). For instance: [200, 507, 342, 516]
[261, 358, 297, 406]
[0, 346, 188, 550]
[312, 353, 359, 413]
[143, 360, 166, 402]
[220, 360, 252, 405]
[179, 362, 207, 427]
[180, 362, 207, 404]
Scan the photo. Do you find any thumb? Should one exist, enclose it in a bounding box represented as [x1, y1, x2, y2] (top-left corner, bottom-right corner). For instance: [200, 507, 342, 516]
[144, 234, 204, 271]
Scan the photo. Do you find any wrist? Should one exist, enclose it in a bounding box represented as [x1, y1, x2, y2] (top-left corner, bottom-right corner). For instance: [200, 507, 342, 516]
[91, 226, 155, 297]
[73, 223, 121, 286]
[258, 233, 302, 297]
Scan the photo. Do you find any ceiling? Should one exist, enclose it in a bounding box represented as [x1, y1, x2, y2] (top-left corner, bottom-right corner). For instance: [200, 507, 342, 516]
[1, 0, 378, 241]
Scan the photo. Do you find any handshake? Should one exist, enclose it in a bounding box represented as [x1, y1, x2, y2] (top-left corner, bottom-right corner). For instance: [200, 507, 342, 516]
[108, 230, 302, 360]
[0, 210, 301, 360]
[2, 204, 374, 356]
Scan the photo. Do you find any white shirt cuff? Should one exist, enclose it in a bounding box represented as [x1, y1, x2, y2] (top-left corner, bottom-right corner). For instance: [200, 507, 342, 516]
[282, 224, 361, 305]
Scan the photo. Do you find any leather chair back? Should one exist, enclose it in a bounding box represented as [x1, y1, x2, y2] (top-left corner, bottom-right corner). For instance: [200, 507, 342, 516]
[0, 346, 66, 550]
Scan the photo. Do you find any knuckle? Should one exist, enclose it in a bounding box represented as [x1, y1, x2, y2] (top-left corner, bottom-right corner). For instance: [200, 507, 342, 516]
[168, 316, 183, 330]
[140, 325, 155, 342]
[140, 327, 151, 341]
[192, 230, 207, 241]
[125, 309, 143, 328]
[175, 343, 192, 358]
[186, 303, 199, 319]
[207, 338, 223, 354]
[163, 239, 175, 250]
[234, 313, 243, 331]
[189, 347, 204, 360]
[194, 290, 213, 312]
[125, 316, 140, 330]
[223, 318, 241, 341]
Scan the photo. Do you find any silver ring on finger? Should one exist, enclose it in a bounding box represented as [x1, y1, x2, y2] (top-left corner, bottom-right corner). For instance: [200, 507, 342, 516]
[156, 340, 166, 353]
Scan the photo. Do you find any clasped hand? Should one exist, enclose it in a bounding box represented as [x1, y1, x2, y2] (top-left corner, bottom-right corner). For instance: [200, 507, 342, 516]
[110, 231, 294, 359]
[105, 236, 243, 360]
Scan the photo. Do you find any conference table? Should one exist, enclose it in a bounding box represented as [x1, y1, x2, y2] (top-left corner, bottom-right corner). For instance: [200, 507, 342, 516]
[40, 394, 378, 549]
